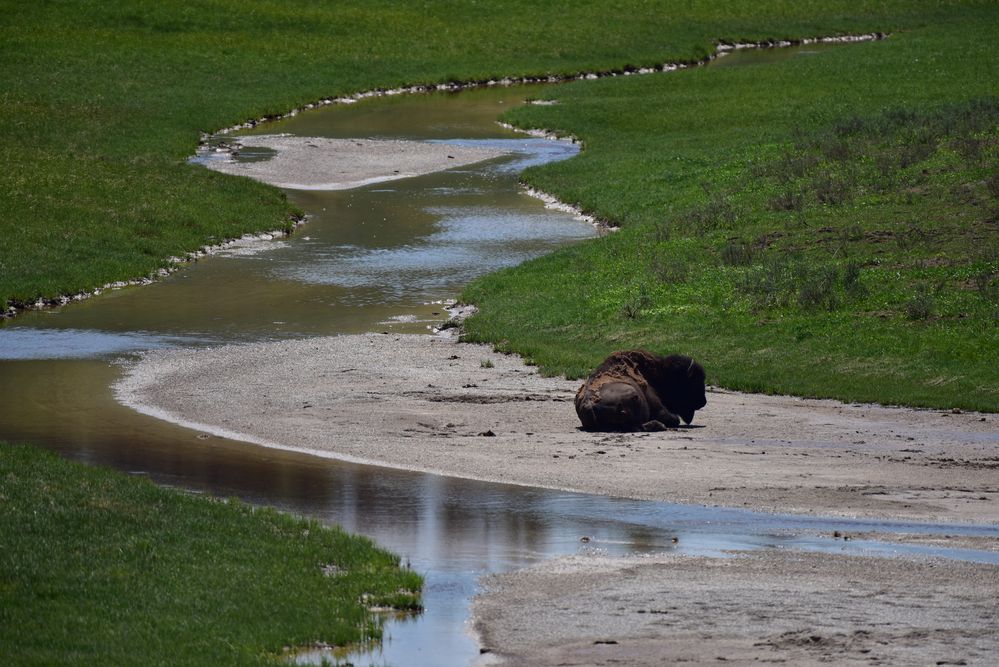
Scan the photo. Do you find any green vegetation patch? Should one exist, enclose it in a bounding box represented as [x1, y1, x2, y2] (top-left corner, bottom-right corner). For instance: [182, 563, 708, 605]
[463, 10, 999, 411]
[0, 442, 421, 666]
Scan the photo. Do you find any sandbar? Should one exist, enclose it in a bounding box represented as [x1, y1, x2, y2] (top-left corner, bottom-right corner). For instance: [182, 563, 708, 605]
[201, 135, 508, 190]
[115, 333, 998, 525]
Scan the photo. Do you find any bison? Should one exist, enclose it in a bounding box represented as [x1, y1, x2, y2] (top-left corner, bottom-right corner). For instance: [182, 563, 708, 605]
[575, 350, 706, 432]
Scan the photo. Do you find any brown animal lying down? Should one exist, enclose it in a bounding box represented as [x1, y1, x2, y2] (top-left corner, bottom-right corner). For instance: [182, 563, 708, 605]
[575, 350, 707, 432]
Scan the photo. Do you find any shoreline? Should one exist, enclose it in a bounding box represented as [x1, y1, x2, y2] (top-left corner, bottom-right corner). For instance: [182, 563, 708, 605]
[202, 33, 886, 142]
[114, 332, 998, 526]
[1, 216, 305, 320]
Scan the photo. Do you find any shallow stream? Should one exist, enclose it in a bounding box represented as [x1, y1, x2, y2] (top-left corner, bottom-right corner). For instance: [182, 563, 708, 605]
[2, 46, 997, 666]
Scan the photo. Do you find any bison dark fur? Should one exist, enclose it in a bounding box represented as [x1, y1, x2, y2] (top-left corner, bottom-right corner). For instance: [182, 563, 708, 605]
[575, 350, 707, 432]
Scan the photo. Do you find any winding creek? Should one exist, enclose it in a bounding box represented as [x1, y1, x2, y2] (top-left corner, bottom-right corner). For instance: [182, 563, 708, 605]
[2, 45, 998, 665]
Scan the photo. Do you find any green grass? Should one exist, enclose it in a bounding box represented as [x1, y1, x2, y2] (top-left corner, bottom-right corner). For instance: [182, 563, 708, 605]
[0, 0, 969, 311]
[0, 442, 421, 666]
[461, 7, 999, 411]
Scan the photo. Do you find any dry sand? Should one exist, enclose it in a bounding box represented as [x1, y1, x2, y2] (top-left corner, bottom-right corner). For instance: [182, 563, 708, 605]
[114, 333, 999, 666]
[115, 333, 998, 524]
[201, 135, 507, 190]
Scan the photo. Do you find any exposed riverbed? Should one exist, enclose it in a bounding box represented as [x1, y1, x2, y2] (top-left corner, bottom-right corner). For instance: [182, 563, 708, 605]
[2, 44, 997, 666]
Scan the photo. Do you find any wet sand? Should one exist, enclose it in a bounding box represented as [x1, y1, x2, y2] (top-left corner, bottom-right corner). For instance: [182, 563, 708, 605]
[473, 550, 999, 666]
[201, 135, 508, 190]
[116, 333, 999, 665]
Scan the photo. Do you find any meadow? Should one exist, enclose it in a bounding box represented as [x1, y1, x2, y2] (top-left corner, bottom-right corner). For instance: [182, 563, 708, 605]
[463, 6, 999, 411]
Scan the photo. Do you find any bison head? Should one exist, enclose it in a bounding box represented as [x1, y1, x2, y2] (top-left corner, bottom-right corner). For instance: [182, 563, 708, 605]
[661, 354, 707, 424]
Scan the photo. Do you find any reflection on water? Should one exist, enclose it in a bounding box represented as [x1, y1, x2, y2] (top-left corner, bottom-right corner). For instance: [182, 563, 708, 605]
[0, 328, 210, 360]
[1, 49, 996, 667]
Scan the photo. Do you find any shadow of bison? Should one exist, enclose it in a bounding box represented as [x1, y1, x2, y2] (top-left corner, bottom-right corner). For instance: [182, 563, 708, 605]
[575, 350, 707, 432]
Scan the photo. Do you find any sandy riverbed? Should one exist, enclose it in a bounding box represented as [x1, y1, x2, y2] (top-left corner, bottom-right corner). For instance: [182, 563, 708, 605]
[201, 135, 508, 190]
[116, 333, 997, 524]
[116, 333, 999, 665]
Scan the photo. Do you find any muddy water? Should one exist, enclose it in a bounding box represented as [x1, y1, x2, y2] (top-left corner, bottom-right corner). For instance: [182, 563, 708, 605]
[2, 47, 998, 667]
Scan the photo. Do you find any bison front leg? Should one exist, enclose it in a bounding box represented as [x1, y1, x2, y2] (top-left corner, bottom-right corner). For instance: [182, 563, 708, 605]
[643, 390, 681, 429]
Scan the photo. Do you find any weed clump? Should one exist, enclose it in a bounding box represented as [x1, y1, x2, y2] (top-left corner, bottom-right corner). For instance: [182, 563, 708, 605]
[720, 241, 754, 266]
[651, 251, 689, 283]
[677, 191, 738, 232]
[737, 255, 867, 313]
[905, 286, 935, 320]
[768, 189, 805, 212]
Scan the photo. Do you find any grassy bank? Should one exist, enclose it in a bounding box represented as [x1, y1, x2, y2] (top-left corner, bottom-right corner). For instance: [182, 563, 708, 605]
[0, 0, 966, 311]
[0, 442, 421, 665]
[462, 6, 999, 411]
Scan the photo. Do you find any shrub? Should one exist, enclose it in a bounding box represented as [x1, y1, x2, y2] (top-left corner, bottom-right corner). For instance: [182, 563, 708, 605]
[797, 265, 841, 311]
[842, 223, 864, 242]
[985, 173, 999, 200]
[678, 192, 738, 231]
[720, 241, 754, 266]
[651, 252, 689, 283]
[843, 261, 868, 299]
[738, 256, 867, 313]
[813, 171, 852, 205]
[620, 286, 652, 319]
[768, 189, 805, 212]
[905, 286, 935, 320]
